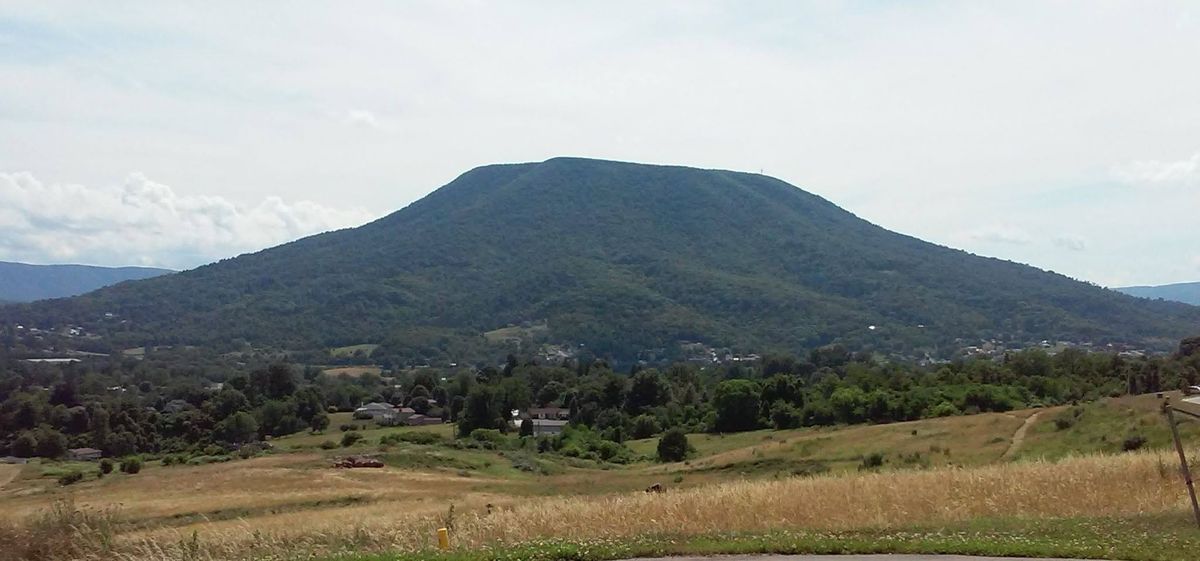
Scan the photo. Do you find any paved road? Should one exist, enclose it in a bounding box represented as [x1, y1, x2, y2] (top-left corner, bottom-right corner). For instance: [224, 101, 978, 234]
[622, 556, 1097, 561]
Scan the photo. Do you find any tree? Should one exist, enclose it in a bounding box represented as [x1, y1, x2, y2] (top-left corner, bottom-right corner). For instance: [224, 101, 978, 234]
[458, 386, 503, 437]
[207, 389, 250, 421]
[35, 427, 68, 458]
[626, 369, 670, 413]
[216, 411, 260, 444]
[518, 417, 534, 437]
[713, 379, 760, 432]
[631, 414, 661, 439]
[10, 431, 36, 458]
[657, 428, 690, 462]
[409, 395, 431, 415]
[759, 374, 803, 419]
[769, 401, 803, 429]
[309, 411, 330, 433]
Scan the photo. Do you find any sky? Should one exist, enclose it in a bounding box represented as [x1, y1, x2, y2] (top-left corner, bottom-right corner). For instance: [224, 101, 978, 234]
[0, 1, 1197, 287]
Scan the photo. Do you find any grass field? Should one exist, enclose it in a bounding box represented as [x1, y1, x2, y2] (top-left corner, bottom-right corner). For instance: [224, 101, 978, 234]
[322, 365, 385, 378]
[4, 393, 1200, 561]
[330, 344, 381, 358]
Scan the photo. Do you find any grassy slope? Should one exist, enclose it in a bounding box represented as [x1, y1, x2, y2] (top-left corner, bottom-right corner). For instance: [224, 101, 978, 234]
[6, 395, 1200, 560]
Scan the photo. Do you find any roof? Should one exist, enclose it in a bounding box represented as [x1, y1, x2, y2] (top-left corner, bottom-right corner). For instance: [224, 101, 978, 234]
[530, 419, 569, 427]
[68, 447, 102, 454]
[356, 402, 394, 411]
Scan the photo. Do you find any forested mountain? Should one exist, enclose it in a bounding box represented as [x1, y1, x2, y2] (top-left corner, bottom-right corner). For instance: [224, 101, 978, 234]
[2, 158, 1198, 362]
[1117, 282, 1200, 306]
[0, 261, 172, 303]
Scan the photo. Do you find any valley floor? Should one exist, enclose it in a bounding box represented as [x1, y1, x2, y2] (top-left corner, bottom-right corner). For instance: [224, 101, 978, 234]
[2, 393, 1199, 561]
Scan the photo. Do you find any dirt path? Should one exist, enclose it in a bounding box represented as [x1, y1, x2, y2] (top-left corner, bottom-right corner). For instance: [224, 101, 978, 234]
[0, 464, 20, 490]
[1001, 411, 1042, 460]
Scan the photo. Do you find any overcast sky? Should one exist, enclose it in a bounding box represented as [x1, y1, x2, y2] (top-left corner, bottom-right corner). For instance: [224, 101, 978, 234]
[1, 1, 1197, 286]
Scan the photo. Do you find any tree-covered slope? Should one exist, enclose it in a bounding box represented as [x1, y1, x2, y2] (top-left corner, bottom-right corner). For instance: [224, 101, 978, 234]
[0, 261, 172, 303]
[2, 158, 1197, 359]
[1117, 282, 1200, 306]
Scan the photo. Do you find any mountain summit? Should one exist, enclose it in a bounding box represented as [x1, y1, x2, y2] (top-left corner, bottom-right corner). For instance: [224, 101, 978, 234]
[3, 158, 1197, 361]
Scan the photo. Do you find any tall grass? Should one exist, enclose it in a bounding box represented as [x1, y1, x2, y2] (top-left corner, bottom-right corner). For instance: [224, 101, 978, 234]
[0, 499, 117, 560]
[91, 449, 1193, 561]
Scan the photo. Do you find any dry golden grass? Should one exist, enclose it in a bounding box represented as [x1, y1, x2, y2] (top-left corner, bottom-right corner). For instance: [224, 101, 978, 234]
[82, 448, 1195, 561]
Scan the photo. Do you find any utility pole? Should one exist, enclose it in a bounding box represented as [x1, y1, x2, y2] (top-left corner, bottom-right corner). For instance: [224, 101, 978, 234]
[1165, 398, 1200, 529]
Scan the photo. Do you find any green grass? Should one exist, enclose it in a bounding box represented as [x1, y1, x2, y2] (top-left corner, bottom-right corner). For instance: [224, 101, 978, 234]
[1017, 395, 1200, 461]
[274, 421, 456, 450]
[332, 512, 1200, 561]
[330, 344, 380, 358]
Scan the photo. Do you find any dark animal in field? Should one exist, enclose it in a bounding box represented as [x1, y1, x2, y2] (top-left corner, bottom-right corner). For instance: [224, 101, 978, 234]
[645, 483, 664, 493]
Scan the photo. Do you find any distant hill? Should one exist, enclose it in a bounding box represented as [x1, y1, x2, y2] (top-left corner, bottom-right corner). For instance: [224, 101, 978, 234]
[1117, 282, 1200, 306]
[1, 157, 1197, 362]
[0, 261, 172, 302]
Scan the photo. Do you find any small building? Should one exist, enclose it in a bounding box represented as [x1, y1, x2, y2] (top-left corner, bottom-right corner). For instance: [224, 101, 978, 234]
[354, 402, 397, 420]
[0, 456, 28, 465]
[67, 448, 103, 461]
[405, 414, 443, 426]
[162, 399, 191, 414]
[527, 407, 570, 420]
[529, 419, 568, 436]
[377, 407, 417, 426]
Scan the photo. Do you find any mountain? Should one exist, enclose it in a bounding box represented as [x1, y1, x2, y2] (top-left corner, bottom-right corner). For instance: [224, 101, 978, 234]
[2, 157, 1197, 362]
[1117, 282, 1200, 306]
[0, 261, 172, 303]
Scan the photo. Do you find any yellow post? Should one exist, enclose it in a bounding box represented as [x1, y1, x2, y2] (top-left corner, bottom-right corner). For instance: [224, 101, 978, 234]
[437, 527, 450, 550]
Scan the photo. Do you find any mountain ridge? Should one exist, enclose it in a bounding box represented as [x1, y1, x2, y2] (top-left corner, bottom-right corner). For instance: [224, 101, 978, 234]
[1117, 281, 1200, 306]
[1, 157, 1197, 362]
[0, 261, 173, 303]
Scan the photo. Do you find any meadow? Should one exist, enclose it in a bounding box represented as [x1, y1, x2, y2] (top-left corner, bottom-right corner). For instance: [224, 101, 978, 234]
[3, 394, 1199, 561]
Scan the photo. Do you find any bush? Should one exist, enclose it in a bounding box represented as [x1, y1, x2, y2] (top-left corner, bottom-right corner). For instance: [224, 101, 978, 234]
[98, 459, 114, 475]
[469, 429, 508, 448]
[339, 424, 356, 432]
[1123, 434, 1147, 452]
[769, 401, 803, 430]
[380, 431, 443, 446]
[858, 452, 885, 470]
[119, 457, 142, 474]
[657, 428, 690, 462]
[341, 431, 363, 447]
[929, 401, 960, 417]
[236, 444, 262, 460]
[320, 439, 338, 450]
[161, 455, 176, 466]
[58, 471, 84, 486]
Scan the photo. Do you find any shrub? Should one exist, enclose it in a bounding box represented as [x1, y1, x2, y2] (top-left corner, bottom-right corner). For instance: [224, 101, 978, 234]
[161, 455, 176, 466]
[58, 471, 84, 486]
[469, 429, 508, 448]
[119, 457, 142, 474]
[341, 431, 363, 447]
[657, 428, 690, 462]
[237, 444, 262, 460]
[98, 459, 114, 475]
[320, 439, 338, 450]
[339, 424, 355, 432]
[1122, 434, 1147, 452]
[858, 452, 885, 470]
[929, 401, 960, 417]
[769, 401, 803, 430]
[380, 431, 443, 446]
[1054, 416, 1076, 431]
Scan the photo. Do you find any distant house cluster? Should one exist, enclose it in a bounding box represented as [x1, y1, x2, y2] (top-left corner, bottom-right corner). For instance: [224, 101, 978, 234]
[517, 406, 570, 436]
[353, 402, 444, 426]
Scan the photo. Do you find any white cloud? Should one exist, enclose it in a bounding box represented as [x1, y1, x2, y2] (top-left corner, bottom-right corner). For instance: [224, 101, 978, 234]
[0, 172, 377, 270]
[1052, 234, 1087, 252]
[342, 109, 386, 130]
[968, 226, 1032, 246]
[1113, 152, 1200, 186]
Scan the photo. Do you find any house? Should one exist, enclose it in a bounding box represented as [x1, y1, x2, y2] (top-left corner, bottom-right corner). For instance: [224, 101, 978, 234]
[0, 456, 28, 465]
[404, 414, 443, 426]
[529, 419, 568, 436]
[67, 448, 103, 461]
[354, 402, 397, 420]
[162, 399, 191, 414]
[527, 407, 570, 420]
[377, 407, 417, 426]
